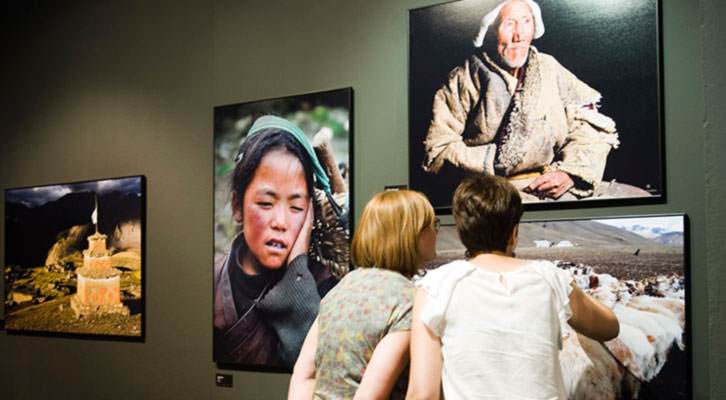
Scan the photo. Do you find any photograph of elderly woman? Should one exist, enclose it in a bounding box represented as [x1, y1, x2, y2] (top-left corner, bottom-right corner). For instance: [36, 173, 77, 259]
[409, 0, 661, 209]
[213, 88, 352, 369]
[426, 214, 688, 399]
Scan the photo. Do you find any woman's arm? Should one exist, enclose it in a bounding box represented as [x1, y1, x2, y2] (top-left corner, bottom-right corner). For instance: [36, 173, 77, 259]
[567, 282, 620, 341]
[288, 317, 318, 400]
[405, 288, 443, 400]
[353, 331, 410, 400]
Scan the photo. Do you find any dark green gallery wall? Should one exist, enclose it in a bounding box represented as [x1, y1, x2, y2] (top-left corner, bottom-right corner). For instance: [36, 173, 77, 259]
[0, 0, 723, 398]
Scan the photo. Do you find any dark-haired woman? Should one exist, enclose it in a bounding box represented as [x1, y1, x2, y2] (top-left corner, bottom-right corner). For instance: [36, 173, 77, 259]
[407, 175, 619, 399]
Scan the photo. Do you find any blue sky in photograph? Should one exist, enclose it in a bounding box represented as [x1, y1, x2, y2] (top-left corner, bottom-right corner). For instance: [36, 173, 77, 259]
[593, 215, 684, 234]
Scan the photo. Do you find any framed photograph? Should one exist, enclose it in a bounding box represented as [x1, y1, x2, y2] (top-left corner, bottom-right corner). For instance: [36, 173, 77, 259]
[4, 176, 145, 339]
[409, 0, 662, 211]
[428, 214, 689, 398]
[213, 88, 353, 370]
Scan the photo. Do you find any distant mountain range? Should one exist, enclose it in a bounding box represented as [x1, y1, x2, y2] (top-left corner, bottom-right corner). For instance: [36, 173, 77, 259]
[516, 220, 684, 248]
[651, 231, 684, 246]
[609, 224, 684, 246]
[433, 219, 684, 259]
[5, 191, 143, 268]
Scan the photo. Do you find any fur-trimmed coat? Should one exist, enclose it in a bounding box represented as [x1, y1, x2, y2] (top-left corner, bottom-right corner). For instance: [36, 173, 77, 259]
[422, 47, 619, 197]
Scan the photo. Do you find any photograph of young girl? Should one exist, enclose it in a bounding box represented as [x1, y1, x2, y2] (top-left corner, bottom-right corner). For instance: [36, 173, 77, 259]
[213, 89, 351, 369]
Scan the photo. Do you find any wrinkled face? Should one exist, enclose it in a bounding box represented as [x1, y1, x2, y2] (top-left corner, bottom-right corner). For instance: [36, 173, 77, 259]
[417, 217, 439, 265]
[496, 0, 535, 72]
[233, 148, 310, 274]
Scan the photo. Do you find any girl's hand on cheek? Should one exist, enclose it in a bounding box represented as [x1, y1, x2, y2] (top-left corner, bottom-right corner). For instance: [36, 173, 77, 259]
[289, 198, 313, 264]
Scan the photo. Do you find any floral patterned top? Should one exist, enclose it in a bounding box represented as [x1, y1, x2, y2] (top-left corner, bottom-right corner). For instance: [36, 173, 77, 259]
[313, 267, 415, 399]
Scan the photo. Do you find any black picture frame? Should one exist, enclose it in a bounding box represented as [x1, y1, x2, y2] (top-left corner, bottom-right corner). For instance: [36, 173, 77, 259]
[4, 175, 146, 341]
[213, 87, 353, 371]
[409, 0, 663, 212]
[427, 213, 690, 399]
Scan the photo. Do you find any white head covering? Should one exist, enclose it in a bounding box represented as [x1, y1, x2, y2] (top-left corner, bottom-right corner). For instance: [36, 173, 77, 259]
[473, 0, 545, 48]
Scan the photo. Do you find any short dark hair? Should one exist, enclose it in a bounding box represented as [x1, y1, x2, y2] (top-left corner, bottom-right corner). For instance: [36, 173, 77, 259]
[231, 127, 315, 210]
[452, 175, 523, 255]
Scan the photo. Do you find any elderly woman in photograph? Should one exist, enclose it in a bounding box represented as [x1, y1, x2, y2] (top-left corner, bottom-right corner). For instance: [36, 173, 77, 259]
[422, 0, 650, 201]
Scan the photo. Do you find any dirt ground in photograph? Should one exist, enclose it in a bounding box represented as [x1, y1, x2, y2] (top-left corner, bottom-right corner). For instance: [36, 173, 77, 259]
[5, 295, 141, 337]
[430, 245, 684, 282]
[515, 245, 684, 281]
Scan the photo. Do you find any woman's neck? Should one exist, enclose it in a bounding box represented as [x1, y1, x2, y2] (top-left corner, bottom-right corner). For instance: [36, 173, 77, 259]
[470, 249, 511, 259]
[469, 251, 527, 273]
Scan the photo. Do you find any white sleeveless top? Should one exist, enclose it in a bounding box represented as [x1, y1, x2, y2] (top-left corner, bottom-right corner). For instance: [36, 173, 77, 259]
[417, 259, 573, 400]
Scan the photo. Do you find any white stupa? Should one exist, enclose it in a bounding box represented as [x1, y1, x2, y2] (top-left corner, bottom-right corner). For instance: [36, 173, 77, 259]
[70, 196, 129, 318]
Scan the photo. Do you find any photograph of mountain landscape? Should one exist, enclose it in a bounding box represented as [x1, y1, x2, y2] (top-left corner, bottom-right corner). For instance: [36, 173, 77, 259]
[427, 214, 689, 399]
[4, 176, 144, 338]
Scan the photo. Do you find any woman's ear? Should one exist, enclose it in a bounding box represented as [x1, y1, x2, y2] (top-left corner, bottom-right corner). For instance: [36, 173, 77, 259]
[232, 190, 243, 223]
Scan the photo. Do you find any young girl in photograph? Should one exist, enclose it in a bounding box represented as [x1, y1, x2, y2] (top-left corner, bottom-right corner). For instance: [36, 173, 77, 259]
[407, 175, 619, 399]
[288, 190, 438, 399]
[213, 115, 344, 367]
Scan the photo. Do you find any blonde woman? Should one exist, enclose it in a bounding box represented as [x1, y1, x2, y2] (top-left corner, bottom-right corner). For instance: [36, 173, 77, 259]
[288, 190, 438, 399]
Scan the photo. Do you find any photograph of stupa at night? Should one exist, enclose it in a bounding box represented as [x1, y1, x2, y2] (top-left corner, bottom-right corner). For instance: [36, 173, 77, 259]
[4, 176, 144, 338]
